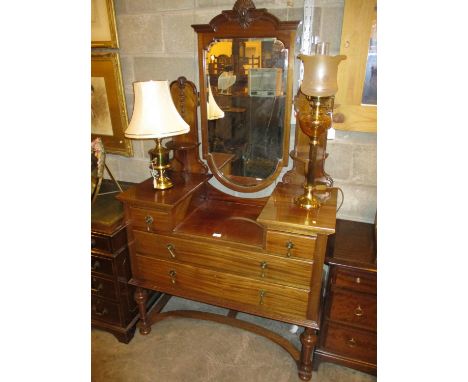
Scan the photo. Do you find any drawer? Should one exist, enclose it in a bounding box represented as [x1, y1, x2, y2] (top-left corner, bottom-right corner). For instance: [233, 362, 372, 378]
[328, 290, 376, 331]
[91, 296, 121, 325]
[265, 230, 316, 260]
[91, 226, 127, 253]
[333, 268, 376, 294]
[322, 321, 376, 364]
[91, 254, 114, 277]
[134, 254, 310, 321]
[130, 206, 171, 233]
[134, 231, 313, 288]
[91, 275, 118, 300]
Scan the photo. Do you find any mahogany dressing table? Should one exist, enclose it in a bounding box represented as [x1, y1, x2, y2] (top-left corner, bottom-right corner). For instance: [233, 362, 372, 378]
[117, 2, 339, 380]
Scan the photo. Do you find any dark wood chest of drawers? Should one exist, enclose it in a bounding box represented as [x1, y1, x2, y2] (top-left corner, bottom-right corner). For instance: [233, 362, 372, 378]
[91, 185, 159, 343]
[314, 219, 377, 375]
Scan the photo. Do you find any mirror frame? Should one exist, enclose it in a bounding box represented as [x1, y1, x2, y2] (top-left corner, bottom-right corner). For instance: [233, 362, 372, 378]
[192, 1, 299, 193]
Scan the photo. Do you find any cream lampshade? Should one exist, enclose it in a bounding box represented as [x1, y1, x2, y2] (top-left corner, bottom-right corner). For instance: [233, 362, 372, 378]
[125, 80, 190, 190]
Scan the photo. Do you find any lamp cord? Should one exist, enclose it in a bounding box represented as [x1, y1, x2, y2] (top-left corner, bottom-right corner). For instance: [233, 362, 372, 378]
[336, 187, 344, 213]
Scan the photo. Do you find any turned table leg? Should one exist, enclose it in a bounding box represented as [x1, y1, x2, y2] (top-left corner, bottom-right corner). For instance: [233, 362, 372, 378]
[298, 327, 318, 381]
[134, 287, 151, 335]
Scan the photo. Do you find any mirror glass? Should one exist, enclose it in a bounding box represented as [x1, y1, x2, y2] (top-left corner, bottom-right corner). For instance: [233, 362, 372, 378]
[205, 38, 288, 187]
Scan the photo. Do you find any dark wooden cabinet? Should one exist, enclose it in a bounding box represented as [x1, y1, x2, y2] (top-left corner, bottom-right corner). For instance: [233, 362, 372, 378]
[314, 219, 377, 375]
[91, 183, 159, 343]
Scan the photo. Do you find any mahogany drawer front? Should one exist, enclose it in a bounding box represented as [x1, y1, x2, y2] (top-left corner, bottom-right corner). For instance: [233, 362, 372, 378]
[91, 296, 121, 325]
[333, 268, 376, 294]
[91, 226, 127, 253]
[328, 290, 376, 331]
[91, 254, 114, 277]
[133, 231, 313, 288]
[130, 206, 171, 233]
[91, 275, 118, 300]
[91, 234, 112, 253]
[323, 322, 376, 364]
[134, 254, 310, 321]
[265, 230, 316, 260]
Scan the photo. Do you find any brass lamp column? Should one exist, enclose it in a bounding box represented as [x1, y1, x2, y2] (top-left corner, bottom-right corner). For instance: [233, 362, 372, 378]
[294, 48, 346, 209]
[125, 80, 190, 190]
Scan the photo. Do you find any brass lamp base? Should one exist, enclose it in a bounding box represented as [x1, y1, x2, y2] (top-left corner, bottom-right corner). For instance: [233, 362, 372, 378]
[295, 186, 321, 210]
[150, 138, 173, 190]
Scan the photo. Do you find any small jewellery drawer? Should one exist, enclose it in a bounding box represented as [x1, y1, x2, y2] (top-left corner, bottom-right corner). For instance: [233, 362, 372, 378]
[134, 231, 313, 288]
[91, 275, 118, 301]
[265, 230, 316, 260]
[134, 254, 310, 321]
[91, 254, 114, 277]
[91, 296, 121, 325]
[323, 322, 376, 364]
[91, 226, 127, 253]
[333, 268, 376, 294]
[129, 206, 171, 233]
[328, 290, 376, 331]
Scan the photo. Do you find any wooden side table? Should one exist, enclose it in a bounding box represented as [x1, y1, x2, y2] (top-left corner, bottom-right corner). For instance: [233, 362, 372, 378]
[91, 181, 159, 343]
[314, 219, 377, 375]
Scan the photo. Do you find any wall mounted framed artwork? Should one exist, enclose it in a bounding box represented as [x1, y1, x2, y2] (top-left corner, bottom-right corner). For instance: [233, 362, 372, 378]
[91, 0, 119, 48]
[91, 52, 133, 157]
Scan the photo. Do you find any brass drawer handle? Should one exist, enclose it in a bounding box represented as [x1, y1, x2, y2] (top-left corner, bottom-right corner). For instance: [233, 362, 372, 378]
[91, 260, 101, 271]
[167, 243, 176, 259]
[260, 261, 268, 277]
[355, 277, 361, 284]
[286, 240, 294, 257]
[91, 278, 103, 293]
[92, 305, 108, 317]
[354, 305, 364, 317]
[347, 338, 357, 348]
[145, 215, 154, 231]
[169, 270, 177, 284]
[259, 289, 266, 305]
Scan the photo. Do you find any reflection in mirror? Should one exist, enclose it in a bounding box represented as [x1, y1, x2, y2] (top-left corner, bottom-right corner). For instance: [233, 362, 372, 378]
[205, 38, 288, 187]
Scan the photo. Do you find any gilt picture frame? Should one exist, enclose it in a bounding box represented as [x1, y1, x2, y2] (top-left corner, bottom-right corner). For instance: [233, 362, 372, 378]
[91, 0, 119, 48]
[91, 52, 133, 157]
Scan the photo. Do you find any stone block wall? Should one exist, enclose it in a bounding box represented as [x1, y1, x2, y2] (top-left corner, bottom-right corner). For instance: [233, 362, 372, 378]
[102, 0, 376, 223]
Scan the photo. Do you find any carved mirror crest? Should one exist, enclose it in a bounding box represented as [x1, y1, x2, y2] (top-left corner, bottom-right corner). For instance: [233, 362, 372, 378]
[192, 0, 299, 193]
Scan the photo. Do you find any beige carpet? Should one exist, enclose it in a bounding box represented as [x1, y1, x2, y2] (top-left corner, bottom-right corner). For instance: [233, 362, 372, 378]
[92, 297, 376, 382]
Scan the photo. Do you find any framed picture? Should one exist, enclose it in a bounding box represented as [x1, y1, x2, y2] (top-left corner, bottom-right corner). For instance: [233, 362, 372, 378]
[91, 52, 133, 157]
[91, 0, 119, 48]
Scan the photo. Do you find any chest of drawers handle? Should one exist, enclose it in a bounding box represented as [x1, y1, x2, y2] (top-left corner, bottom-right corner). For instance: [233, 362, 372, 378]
[355, 277, 361, 284]
[347, 337, 357, 348]
[145, 215, 154, 231]
[92, 305, 108, 317]
[354, 305, 364, 317]
[92, 260, 101, 271]
[166, 243, 176, 259]
[169, 270, 177, 284]
[260, 261, 268, 277]
[91, 278, 104, 293]
[259, 289, 266, 305]
[286, 241, 294, 257]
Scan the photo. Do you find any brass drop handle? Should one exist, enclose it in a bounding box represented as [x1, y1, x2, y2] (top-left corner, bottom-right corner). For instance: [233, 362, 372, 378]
[167, 243, 176, 259]
[91, 278, 103, 293]
[92, 260, 101, 271]
[347, 338, 357, 348]
[354, 305, 364, 317]
[286, 241, 294, 258]
[260, 261, 268, 278]
[169, 270, 177, 284]
[145, 215, 154, 231]
[92, 305, 108, 317]
[259, 289, 266, 305]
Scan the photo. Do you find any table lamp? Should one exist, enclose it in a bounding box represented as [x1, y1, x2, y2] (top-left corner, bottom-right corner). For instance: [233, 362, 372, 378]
[294, 43, 346, 209]
[125, 80, 190, 190]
